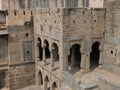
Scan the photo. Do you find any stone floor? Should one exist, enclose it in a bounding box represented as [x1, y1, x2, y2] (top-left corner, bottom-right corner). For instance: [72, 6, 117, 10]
[75, 67, 101, 85]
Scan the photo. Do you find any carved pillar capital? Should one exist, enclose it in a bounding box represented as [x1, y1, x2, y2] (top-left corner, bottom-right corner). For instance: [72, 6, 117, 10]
[51, 46, 55, 53]
[37, 41, 40, 47]
[99, 46, 103, 51]
[80, 47, 84, 54]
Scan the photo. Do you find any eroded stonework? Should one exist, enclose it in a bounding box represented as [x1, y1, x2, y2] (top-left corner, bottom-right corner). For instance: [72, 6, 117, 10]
[0, 0, 120, 90]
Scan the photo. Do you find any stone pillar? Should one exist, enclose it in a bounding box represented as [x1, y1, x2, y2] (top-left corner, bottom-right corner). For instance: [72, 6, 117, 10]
[71, 47, 75, 67]
[99, 49, 103, 69]
[36, 41, 40, 61]
[63, 0, 66, 7]
[80, 51, 86, 73]
[43, 43, 47, 65]
[59, 42, 68, 74]
[85, 52, 90, 72]
[36, 70, 39, 86]
[51, 47, 55, 71]
[43, 80, 47, 90]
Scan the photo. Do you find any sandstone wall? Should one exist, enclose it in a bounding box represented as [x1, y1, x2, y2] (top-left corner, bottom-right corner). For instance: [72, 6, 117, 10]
[35, 8, 63, 41]
[104, 0, 120, 76]
[63, 8, 105, 41]
[7, 10, 35, 89]
[9, 64, 35, 90]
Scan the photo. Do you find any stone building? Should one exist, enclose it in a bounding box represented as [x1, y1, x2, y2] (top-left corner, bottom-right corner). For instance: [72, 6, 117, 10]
[0, 0, 35, 90]
[0, 0, 120, 90]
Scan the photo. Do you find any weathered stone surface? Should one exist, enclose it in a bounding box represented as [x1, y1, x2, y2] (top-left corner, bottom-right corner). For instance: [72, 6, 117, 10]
[1, 0, 120, 90]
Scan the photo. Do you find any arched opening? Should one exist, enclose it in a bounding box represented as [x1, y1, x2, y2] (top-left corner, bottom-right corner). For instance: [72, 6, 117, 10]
[37, 38, 43, 60]
[52, 43, 59, 61]
[52, 82, 58, 90]
[38, 71, 43, 86]
[44, 76, 50, 90]
[90, 41, 100, 70]
[44, 40, 50, 59]
[68, 44, 81, 74]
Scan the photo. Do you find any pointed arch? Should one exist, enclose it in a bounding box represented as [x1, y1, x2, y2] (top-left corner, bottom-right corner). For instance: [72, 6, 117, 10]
[52, 43, 59, 61]
[68, 44, 81, 74]
[90, 41, 100, 70]
[37, 37, 43, 60]
[44, 40, 51, 59]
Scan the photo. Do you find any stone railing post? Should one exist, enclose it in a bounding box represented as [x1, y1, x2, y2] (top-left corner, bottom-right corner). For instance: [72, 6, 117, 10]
[80, 51, 86, 73]
[85, 52, 90, 72]
[36, 41, 40, 61]
[43, 43, 47, 65]
[99, 47, 104, 69]
[51, 46, 55, 71]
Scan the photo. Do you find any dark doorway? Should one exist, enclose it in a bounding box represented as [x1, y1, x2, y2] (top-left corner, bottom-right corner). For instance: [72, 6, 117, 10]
[52, 82, 57, 90]
[38, 71, 43, 85]
[45, 76, 49, 90]
[0, 71, 5, 89]
[52, 43, 59, 61]
[90, 41, 100, 70]
[44, 40, 50, 59]
[37, 38, 43, 60]
[68, 44, 81, 74]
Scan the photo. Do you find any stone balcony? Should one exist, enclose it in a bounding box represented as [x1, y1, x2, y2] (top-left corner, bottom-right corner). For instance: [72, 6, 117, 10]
[0, 22, 6, 29]
[36, 58, 61, 79]
[0, 29, 8, 35]
[0, 23, 8, 35]
[0, 59, 8, 65]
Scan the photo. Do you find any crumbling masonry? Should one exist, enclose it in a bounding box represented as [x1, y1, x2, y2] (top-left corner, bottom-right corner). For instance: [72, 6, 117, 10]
[0, 0, 120, 90]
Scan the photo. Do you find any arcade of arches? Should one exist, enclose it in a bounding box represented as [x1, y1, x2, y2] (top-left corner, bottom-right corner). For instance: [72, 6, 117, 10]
[37, 38, 60, 70]
[67, 41, 103, 73]
[37, 38, 103, 73]
[37, 71, 58, 90]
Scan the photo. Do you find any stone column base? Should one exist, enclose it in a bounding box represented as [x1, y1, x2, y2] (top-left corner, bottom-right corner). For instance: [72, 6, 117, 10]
[51, 65, 55, 71]
[43, 61, 48, 66]
[84, 68, 91, 73]
[99, 64, 103, 70]
[80, 68, 85, 74]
